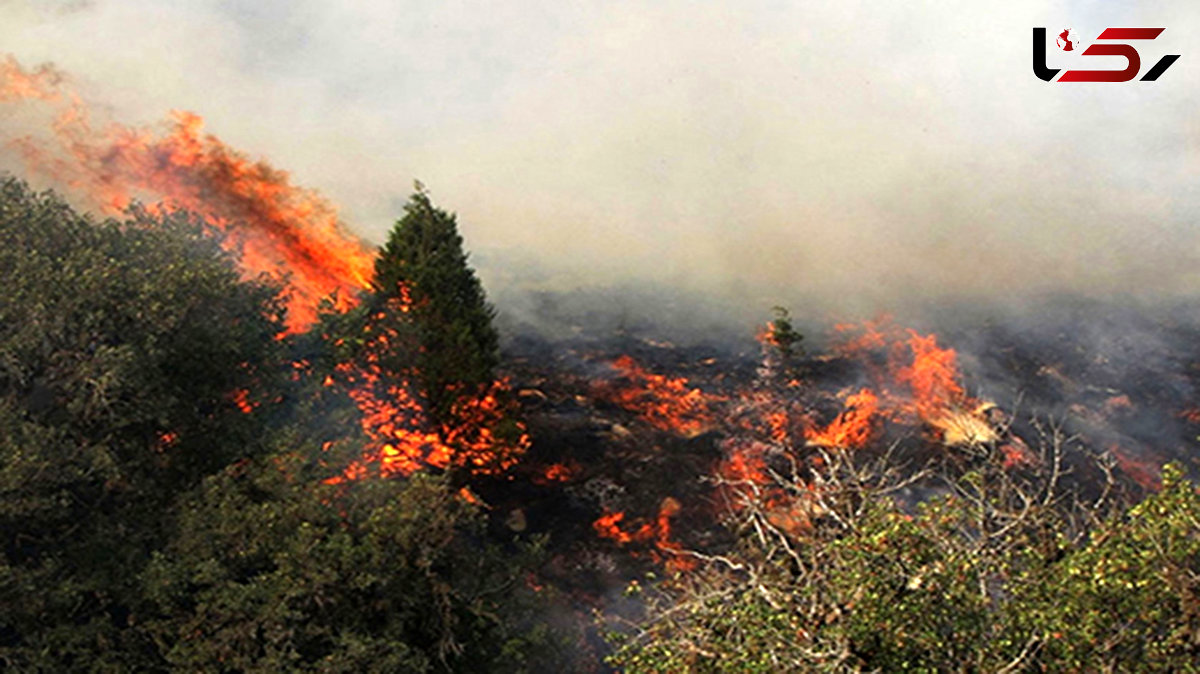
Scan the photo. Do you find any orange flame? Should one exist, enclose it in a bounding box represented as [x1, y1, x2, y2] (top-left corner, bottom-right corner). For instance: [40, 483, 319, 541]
[592, 498, 696, 573]
[831, 316, 892, 357]
[0, 56, 64, 102]
[0, 56, 374, 332]
[893, 330, 966, 422]
[1178, 406, 1200, 424]
[824, 320, 997, 446]
[1, 57, 530, 482]
[325, 299, 528, 483]
[534, 461, 579, 485]
[804, 387, 880, 448]
[593, 511, 634, 545]
[1108, 443, 1162, 492]
[602, 356, 723, 437]
[230, 388, 256, 414]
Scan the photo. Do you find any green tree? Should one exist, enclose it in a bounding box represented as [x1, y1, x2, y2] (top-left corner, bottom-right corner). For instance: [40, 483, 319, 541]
[765, 306, 803, 362]
[370, 186, 499, 426]
[0, 177, 289, 670]
[142, 447, 567, 673]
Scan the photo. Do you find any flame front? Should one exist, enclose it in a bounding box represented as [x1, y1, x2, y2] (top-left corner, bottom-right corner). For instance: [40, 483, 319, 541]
[0, 56, 374, 332]
[1, 56, 529, 482]
[601, 355, 724, 437]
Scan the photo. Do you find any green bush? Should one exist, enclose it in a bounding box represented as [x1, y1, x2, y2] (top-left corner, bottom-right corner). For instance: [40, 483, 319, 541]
[610, 440, 1200, 672]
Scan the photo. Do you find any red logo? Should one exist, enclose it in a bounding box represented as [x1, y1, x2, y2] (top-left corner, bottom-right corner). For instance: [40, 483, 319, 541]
[1057, 29, 1077, 51]
[1033, 27, 1179, 82]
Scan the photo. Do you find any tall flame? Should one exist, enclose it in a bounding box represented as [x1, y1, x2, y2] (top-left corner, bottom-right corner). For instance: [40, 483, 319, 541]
[829, 320, 998, 446]
[804, 387, 880, 448]
[894, 330, 966, 422]
[1, 56, 528, 481]
[0, 56, 374, 332]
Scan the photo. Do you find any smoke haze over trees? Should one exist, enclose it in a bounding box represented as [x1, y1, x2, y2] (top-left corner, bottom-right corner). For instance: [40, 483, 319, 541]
[2, 2, 1199, 326]
[3, 3, 1200, 670]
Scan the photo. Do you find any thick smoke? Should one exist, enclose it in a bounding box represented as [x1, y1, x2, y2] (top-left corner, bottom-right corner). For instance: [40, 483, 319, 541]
[1, 0, 1198, 330]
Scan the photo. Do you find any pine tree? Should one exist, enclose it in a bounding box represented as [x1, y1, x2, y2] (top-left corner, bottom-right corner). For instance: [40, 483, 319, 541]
[370, 184, 499, 427]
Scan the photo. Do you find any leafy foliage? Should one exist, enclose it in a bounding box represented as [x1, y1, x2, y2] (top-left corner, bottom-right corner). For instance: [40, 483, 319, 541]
[0, 178, 288, 670]
[609, 434, 1200, 672]
[0, 178, 562, 671]
[143, 456, 563, 673]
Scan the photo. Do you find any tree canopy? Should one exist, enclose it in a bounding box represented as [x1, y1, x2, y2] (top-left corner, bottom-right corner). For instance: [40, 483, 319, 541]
[0, 177, 562, 672]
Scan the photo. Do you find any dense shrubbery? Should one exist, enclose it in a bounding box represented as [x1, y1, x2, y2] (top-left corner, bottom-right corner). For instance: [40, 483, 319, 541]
[0, 178, 562, 672]
[608, 435, 1200, 672]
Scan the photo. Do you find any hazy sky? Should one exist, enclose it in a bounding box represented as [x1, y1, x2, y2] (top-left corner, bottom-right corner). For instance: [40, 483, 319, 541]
[1, 0, 1198, 320]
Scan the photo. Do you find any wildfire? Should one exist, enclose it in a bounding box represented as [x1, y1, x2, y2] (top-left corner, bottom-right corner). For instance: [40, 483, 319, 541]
[0, 56, 530, 483]
[1178, 406, 1200, 425]
[804, 387, 880, 449]
[326, 299, 529, 483]
[0, 56, 64, 102]
[592, 497, 696, 573]
[831, 316, 892, 357]
[601, 355, 723, 437]
[1108, 443, 1163, 492]
[230, 388, 257, 414]
[715, 438, 829, 537]
[0, 56, 374, 332]
[327, 370, 529, 483]
[533, 461, 579, 485]
[702, 319, 1007, 545]
[826, 321, 998, 446]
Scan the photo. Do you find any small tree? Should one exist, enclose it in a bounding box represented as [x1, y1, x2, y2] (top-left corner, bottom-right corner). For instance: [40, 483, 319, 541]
[758, 307, 805, 381]
[766, 306, 804, 362]
[370, 184, 499, 426]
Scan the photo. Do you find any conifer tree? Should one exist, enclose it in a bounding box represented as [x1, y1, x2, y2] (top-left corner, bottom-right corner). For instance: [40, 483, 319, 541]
[370, 184, 500, 427]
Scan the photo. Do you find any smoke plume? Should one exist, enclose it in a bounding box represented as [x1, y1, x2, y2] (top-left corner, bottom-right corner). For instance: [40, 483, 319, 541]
[2, 1, 1198, 329]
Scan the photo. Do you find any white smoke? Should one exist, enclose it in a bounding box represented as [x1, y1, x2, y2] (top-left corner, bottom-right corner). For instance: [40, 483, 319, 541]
[1, 0, 1198, 326]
